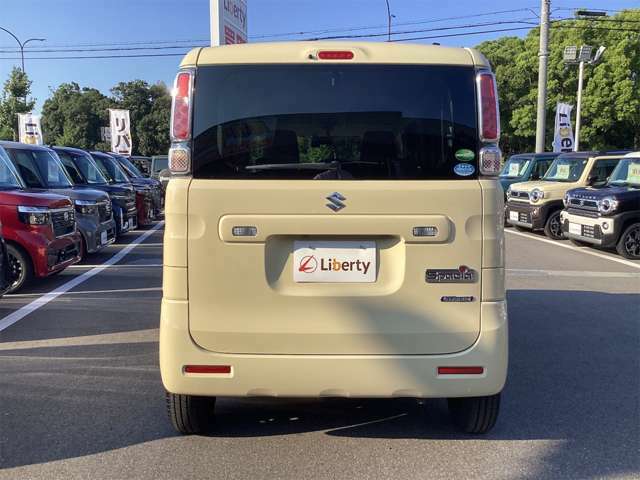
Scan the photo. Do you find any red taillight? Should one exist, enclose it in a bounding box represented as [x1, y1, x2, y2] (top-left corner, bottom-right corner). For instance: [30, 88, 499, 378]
[318, 51, 354, 60]
[438, 366, 484, 375]
[184, 365, 232, 374]
[171, 71, 193, 141]
[477, 72, 500, 143]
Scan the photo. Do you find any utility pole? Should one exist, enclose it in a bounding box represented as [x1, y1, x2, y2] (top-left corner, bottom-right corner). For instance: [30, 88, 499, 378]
[535, 0, 551, 153]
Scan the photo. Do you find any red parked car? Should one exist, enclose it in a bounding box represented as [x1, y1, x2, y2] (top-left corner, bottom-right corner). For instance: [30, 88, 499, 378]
[0, 146, 81, 292]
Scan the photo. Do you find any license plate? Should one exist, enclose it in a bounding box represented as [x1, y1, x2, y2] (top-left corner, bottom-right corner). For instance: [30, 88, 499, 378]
[100, 231, 108, 245]
[293, 241, 376, 283]
[509, 211, 519, 222]
[569, 223, 582, 235]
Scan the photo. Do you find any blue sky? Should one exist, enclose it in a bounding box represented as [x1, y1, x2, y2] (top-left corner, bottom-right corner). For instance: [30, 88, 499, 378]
[1, 0, 638, 111]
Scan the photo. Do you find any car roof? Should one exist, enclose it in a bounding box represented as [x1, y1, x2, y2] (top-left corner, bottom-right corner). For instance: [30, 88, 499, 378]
[52, 145, 90, 155]
[508, 152, 560, 159]
[624, 151, 640, 157]
[0, 141, 51, 151]
[182, 42, 489, 68]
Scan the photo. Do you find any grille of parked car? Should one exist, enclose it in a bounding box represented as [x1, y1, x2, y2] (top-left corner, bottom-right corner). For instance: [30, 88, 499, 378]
[568, 197, 598, 210]
[510, 191, 530, 201]
[51, 208, 76, 238]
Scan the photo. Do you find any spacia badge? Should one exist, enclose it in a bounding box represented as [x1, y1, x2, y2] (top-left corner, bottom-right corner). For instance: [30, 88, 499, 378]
[426, 265, 478, 283]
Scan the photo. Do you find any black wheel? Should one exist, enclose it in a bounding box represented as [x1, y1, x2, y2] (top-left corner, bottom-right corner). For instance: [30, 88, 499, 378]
[6, 244, 33, 294]
[166, 392, 216, 434]
[616, 223, 640, 260]
[447, 393, 501, 434]
[543, 210, 563, 240]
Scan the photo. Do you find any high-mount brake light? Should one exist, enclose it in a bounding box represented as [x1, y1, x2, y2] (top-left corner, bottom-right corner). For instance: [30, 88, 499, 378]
[477, 72, 500, 143]
[171, 71, 193, 141]
[317, 51, 354, 60]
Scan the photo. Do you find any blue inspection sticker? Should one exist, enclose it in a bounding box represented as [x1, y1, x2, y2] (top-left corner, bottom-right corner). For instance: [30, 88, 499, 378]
[454, 163, 475, 177]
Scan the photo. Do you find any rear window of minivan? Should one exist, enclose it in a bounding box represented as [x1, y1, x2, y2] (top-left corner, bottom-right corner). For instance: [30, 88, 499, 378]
[192, 64, 478, 180]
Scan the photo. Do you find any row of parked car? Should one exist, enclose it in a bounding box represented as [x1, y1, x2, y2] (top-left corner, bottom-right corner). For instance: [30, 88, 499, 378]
[501, 150, 640, 259]
[0, 141, 164, 294]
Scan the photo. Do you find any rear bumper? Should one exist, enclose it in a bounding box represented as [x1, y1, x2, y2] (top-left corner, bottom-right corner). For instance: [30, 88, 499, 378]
[160, 299, 508, 399]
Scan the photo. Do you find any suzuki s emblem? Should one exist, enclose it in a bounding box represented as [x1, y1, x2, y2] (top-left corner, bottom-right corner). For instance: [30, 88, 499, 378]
[326, 192, 346, 212]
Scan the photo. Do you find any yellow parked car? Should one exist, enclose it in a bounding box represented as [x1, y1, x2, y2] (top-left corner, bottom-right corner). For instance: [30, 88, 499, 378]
[161, 42, 507, 434]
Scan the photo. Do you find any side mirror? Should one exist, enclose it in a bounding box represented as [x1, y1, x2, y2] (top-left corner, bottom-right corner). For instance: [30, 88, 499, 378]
[530, 171, 540, 180]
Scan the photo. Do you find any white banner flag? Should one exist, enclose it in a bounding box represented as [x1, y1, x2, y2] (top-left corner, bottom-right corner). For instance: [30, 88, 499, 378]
[210, 0, 248, 46]
[17, 113, 44, 145]
[109, 109, 132, 155]
[552, 103, 574, 153]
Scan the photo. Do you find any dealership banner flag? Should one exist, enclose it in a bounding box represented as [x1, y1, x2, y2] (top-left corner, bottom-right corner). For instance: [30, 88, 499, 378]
[17, 113, 44, 145]
[552, 103, 574, 153]
[109, 109, 132, 155]
[210, 0, 247, 46]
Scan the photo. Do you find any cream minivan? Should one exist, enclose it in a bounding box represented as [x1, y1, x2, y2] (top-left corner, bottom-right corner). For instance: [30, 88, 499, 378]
[161, 42, 508, 435]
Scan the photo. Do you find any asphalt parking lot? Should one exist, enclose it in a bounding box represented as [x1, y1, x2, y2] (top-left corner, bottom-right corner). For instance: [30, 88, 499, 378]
[0, 223, 638, 480]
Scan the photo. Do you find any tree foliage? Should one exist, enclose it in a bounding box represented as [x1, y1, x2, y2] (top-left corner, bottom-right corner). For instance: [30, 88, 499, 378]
[42, 82, 113, 150]
[0, 67, 36, 141]
[477, 9, 640, 153]
[40, 79, 171, 155]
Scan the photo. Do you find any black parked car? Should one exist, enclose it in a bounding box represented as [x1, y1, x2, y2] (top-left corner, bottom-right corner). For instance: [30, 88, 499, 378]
[108, 153, 163, 222]
[561, 153, 640, 259]
[53, 147, 138, 238]
[89, 151, 139, 235]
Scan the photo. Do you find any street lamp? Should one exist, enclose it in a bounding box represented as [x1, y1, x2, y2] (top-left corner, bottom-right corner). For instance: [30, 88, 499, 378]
[384, 0, 395, 42]
[563, 44, 606, 151]
[0, 26, 45, 73]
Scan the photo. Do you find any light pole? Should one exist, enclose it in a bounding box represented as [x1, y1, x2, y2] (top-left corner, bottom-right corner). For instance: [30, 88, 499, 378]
[563, 45, 606, 151]
[0, 26, 45, 73]
[384, 0, 393, 42]
[535, 0, 551, 153]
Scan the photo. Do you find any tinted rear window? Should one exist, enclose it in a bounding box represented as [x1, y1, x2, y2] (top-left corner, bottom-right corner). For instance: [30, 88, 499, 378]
[192, 64, 478, 180]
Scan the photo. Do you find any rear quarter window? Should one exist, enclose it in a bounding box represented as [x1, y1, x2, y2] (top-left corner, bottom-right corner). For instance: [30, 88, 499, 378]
[192, 64, 479, 180]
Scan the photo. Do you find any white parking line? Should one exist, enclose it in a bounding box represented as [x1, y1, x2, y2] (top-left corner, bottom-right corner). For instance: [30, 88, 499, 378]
[505, 229, 640, 270]
[67, 264, 162, 269]
[6, 287, 162, 298]
[0, 222, 164, 333]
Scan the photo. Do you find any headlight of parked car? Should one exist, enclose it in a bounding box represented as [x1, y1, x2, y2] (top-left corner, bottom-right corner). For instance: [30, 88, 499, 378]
[17, 206, 51, 225]
[74, 200, 99, 215]
[530, 189, 545, 203]
[597, 197, 619, 215]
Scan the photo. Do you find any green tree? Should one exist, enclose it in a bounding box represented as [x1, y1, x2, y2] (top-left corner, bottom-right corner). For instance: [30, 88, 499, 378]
[111, 80, 171, 156]
[0, 67, 36, 140]
[477, 9, 640, 153]
[41, 82, 113, 150]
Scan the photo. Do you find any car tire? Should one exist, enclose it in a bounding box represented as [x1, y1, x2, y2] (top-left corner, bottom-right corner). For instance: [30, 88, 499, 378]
[447, 393, 500, 434]
[6, 244, 33, 294]
[166, 392, 216, 434]
[543, 210, 563, 240]
[616, 223, 640, 260]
